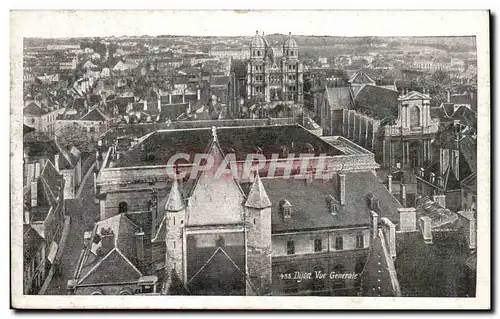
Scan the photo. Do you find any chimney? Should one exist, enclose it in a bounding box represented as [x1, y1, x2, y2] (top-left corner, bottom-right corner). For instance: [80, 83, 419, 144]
[135, 229, 145, 268]
[450, 149, 460, 180]
[447, 90, 451, 103]
[457, 211, 476, 249]
[157, 96, 161, 113]
[370, 211, 378, 240]
[439, 148, 449, 176]
[99, 227, 115, 256]
[54, 154, 60, 172]
[197, 88, 201, 100]
[30, 181, 38, 207]
[386, 174, 392, 193]
[337, 173, 346, 205]
[419, 216, 433, 244]
[437, 176, 443, 188]
[24, 210, 30, 224]
[34, 162, 41, 178]
[380, 217, 396, 259]
[400, 183, 407, 207]
[433, 194, 446, 208]
[398, 207, 416, 232]
[429, 172, 435, 184]
[143, 100, 148, 111]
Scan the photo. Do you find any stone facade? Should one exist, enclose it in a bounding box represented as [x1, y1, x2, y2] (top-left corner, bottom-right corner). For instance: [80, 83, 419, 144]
[246, 32, 304, 104]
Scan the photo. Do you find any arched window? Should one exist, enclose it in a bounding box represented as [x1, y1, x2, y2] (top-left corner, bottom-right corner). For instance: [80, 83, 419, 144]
[410, 105, 421, 127]
[118, 202, 128, 214]
[119, 288, 132, 295]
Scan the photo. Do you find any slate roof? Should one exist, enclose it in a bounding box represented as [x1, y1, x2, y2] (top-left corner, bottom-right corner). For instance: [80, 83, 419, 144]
[395, 231, 472, 297]
[415, 196, 459, 229]
[244, 174, 271, 209]
[24, 101, 45, 116]
[113, 125, 344, 168]
[157, 103, 190, 122]
[230, 59, 247, 78]
[185, 235, 248, 295]
[23, 224, 45, 266]
[56, 143, 81, 170]
[261, 171, 402, 233]
[325, 87, 354, 110]
[348, 70, 376, 85]
[354, 85, 400, 120]
[80, 107, 110, 122]
[24, 160, 65, 223]
[361, 229, 401, 296]
[77, 214, 144, 285]
[461, 171, 477, 193]
[24, 130, 60, 159]
[23, 124, 35, 134]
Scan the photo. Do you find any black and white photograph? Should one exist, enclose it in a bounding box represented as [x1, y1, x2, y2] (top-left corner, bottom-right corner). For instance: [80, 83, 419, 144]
[10, 10, 490, 310]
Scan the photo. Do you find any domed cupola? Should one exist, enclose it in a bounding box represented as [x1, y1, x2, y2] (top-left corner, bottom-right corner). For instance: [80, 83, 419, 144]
[283, 32, 298, 59]
[250, 30, 268, 59]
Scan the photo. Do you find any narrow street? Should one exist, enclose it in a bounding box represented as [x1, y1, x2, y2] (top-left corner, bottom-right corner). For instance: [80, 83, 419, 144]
[44, 171, 100, 295]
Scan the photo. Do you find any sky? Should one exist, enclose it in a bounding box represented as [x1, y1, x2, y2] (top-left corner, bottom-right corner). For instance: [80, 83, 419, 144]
[10, 10, 489, 38]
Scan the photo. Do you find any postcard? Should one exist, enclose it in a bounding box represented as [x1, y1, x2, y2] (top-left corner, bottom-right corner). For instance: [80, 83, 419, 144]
[10, 10, 490, 310]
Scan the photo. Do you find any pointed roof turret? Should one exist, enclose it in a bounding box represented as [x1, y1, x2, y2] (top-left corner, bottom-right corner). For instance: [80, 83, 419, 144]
[165, 178, 184, 212]
[245, 173, 272, 209]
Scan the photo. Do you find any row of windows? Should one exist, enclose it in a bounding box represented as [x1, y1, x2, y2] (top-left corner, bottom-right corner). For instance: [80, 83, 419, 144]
[287, 64, 297, 70]
[286, 235, 364, 255]
[285, 50, 297, 56]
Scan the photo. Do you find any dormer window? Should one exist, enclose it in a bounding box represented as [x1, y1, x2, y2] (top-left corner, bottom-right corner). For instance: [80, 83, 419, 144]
[327, 195, 339, 215]
[366, 193, 380, 211]
[280, 200, 292, 219]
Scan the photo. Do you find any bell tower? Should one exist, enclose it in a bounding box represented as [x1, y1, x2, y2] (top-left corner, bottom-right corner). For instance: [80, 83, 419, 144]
[244, 173, 272, 295]
[164, 178, 185, 283]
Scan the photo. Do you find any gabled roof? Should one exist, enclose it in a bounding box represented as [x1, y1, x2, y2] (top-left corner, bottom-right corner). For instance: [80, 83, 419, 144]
[55, 141, 81, 170]
[23, 124, 35, 134]
[24, 160, 64, 223]
[348, 70, 375, 85]
[23, 224, 45, 266]
[80, 107, 110, 122]
[361, 229, 401, 296]
[77, 213, 143, 284]
[354, 85, 400, 120]
[325, 86, 354, 110]
[186, 244, 254, 295]
[24, 101, 44, 116]
[399, 90, 431, 101]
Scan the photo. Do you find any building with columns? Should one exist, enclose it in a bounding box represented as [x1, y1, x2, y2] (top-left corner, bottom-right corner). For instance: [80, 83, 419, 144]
[381, 90, 439, 168]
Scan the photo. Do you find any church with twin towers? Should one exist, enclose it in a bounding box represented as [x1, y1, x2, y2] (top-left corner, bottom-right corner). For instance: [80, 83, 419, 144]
[245, 31, 304, 103]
